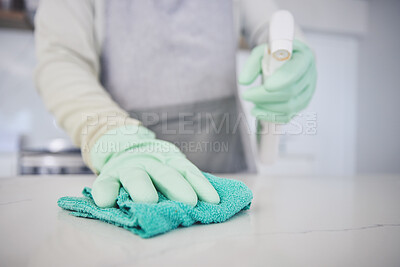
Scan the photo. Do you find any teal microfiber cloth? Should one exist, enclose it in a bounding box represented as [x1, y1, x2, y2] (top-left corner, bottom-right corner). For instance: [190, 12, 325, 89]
[58, 173, 253, 238]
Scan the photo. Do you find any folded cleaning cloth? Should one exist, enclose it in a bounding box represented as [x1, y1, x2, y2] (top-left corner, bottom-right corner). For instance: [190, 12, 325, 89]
[58, 173, 253, 238]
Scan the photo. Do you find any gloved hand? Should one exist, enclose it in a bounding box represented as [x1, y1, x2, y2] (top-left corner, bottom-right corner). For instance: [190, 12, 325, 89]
[90, 125, 220, 208]
[239, 40, 317, 123]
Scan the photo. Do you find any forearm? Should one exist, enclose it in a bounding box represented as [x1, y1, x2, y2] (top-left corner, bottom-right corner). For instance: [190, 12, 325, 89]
[34, 0, 140, 170]
[34, 53, 140, 168]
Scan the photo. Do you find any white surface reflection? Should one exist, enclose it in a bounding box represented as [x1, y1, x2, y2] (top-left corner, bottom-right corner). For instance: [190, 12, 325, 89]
[0, 175, 399, 266]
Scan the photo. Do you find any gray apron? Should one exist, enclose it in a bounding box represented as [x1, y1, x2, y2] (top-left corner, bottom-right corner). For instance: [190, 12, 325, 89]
[100, 0, 251, 173]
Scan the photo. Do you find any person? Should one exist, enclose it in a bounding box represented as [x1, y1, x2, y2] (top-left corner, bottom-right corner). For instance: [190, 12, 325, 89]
[34, 0, 316, 207]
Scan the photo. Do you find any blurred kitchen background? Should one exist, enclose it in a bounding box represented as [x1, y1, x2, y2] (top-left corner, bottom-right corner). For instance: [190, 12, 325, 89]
[0, 0, 399, 177]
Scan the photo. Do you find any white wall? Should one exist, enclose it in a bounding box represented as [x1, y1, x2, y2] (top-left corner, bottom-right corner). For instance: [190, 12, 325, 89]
[0, 29, 69, 148]
[356, 0, 400, 174]
[276, 0, 400, 174]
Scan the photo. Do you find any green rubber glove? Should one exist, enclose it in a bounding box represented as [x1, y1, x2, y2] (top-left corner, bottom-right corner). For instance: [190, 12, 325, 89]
[90, 125, 220, 208]
[239, 40, 317, 123]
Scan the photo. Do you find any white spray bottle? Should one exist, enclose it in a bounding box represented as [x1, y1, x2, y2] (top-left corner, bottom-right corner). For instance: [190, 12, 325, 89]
[258, 10, 295, 164]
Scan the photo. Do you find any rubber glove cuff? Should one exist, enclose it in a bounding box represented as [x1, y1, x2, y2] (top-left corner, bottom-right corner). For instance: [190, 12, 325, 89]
[91, 125, 167, 173]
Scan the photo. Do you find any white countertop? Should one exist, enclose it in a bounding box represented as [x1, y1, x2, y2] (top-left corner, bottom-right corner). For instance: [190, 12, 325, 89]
[0, 174, 399, 267]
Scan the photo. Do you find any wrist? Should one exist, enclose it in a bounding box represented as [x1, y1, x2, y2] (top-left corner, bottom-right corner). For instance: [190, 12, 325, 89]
[90, 125, 156, 173]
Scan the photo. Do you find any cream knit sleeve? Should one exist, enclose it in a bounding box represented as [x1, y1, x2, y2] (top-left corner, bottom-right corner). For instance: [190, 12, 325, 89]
[34, 0, 140, 171]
